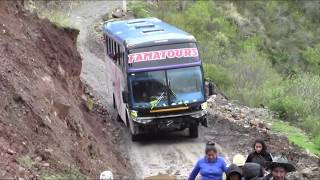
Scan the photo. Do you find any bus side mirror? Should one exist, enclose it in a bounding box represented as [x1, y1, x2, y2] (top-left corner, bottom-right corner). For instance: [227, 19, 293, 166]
[205, 79, 215, 97]
[208, 82, 214, 96]
[122, 91, 128, 103]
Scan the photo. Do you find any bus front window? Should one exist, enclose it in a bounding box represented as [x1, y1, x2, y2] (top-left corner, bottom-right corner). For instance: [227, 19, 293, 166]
[130, 71, 168, 108]
[167, 66, 204, 105]
[129, 66, 205, 109]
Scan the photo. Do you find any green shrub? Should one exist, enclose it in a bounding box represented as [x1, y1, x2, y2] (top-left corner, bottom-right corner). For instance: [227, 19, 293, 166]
[41, 11, 72, 28]
[225, 49, 281, 106]
[315, 134, 320, 150]
[267, 74, 320, 137]
[269, 96, 305, 121]
[203, 63, 232, 90]
[128, 1, 151, 18]
[301, 44, 320, 74]
[300, 116, 320, 137]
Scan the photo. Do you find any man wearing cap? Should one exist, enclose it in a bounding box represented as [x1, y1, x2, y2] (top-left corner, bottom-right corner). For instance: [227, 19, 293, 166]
[263, 156, 296, 180]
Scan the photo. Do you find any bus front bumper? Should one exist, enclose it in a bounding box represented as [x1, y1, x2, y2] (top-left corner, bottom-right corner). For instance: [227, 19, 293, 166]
[132, 110, 208, 128]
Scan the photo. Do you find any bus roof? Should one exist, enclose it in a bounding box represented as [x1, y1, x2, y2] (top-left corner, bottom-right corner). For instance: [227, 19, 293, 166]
[103, 17, 196, 49]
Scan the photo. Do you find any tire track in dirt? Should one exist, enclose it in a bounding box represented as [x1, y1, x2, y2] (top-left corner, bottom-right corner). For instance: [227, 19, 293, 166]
[120, 127, 232, 179]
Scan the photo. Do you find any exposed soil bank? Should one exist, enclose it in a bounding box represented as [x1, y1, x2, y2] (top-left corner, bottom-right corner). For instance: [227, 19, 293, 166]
[0, 0, 132, 178]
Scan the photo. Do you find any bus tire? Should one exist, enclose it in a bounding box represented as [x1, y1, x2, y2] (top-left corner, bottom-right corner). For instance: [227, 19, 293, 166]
[131, 134, 140, 142]
[116, 114, 122, 122]
[189, 123, 199, 138]
[125, 113, 130, 127]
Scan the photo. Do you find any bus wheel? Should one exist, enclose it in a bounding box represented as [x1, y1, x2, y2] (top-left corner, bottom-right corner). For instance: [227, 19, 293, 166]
[189, 123, 199, 138]
[131, 134, 140, 142]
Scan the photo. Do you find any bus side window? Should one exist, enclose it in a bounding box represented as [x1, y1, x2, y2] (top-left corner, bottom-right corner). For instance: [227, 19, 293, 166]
[113, 41, 117, 62]
[120, 49, 125, 71]
[115, 43, 118, 63]
[106, 36, 108, 51]
[108, 37, 112, 56]
[106, 36, 110, 56]
[109, 39, 113, 58]
[117, 44, 121, 66]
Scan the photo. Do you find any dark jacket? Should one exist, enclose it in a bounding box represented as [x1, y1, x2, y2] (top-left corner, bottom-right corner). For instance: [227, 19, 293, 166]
[226, 164, 242, 180]
[262, 174, 288, 180]
[242, 163, 264, 180]
[246, 152, 272, 168]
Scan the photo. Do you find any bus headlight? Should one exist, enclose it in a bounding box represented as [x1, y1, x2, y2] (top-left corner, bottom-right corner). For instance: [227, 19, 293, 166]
[130, 110, 138, 120]
[201, 102, 208, 110]
[191, 110, 207, 118]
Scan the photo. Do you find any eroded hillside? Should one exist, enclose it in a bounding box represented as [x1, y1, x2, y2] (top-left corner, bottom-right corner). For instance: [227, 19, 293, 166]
[0, 0, 132, 178]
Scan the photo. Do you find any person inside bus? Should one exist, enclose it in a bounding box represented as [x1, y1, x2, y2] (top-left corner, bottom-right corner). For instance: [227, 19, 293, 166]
[133, 81, 148, 103]
[188, 141, 227, 180]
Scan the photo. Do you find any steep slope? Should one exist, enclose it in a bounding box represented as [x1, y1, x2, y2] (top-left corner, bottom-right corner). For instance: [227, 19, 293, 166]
[0, 0, 132, 178]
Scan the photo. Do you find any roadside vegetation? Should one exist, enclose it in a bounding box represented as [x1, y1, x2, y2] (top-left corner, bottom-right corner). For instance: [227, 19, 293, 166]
[128, 0, 320, 152]
[24, 0, 79, 28]
[42, 167, 86, 180]
[271, 120, 320, 155]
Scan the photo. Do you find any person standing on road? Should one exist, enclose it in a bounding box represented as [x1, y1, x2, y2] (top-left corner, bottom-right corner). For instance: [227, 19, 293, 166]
[263, 156, 296, 180]
[188, 141, 227, 180]
[246, 139, 272, 169]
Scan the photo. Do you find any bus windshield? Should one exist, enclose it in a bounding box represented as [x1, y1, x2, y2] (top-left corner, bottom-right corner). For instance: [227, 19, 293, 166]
[129, 66, 204, 109]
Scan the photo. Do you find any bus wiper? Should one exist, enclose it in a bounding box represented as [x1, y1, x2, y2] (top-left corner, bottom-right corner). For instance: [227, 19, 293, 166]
[168, 80, 187, 106]
[150, 91, 166, 110]
[168, 88, 187, 106]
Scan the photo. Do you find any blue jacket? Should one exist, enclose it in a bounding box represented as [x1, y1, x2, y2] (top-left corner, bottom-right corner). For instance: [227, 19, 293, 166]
[188, 156, 227, 180]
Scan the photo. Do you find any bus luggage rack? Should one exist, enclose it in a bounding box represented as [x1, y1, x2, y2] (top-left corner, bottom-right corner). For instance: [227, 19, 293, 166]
[135, 24, 155, 29]
[142, 29, 164, 33]
[127, 20, 146, 24]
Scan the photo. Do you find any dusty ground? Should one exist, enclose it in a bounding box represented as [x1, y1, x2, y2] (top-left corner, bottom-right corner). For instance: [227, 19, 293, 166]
[83, 3, 319, 180]
[0, 0, 133, 178]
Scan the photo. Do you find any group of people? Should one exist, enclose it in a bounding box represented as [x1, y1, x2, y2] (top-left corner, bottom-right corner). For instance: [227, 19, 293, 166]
[188, 139, 296, 180]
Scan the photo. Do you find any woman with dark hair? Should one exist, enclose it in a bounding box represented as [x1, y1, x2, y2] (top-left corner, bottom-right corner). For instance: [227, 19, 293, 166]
[188, 141, 227, 180]
[246, 139, 272, 168]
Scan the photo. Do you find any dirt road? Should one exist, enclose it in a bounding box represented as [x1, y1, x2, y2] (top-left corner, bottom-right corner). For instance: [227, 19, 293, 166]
[70, 1, 319, 179]
[70, 1, 120, 106]
[68, 2, 233, 178]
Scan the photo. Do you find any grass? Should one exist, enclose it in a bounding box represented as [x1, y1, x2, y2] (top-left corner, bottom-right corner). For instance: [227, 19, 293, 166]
[271, 120, 320, 155]
[24, 0, 73, 28]
[41, 11, 73, 28]
[18, 155, 34, 168]
[42, 167, 86, 180]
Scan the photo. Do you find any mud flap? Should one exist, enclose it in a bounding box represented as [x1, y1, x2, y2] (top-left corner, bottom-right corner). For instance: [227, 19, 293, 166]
[200, 117, 208, 127]
[129, 119, 140, 141]
[129, 118, 137, 134]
